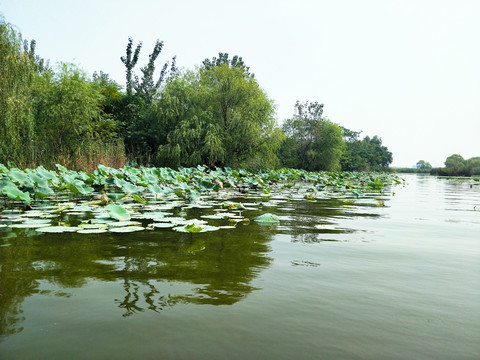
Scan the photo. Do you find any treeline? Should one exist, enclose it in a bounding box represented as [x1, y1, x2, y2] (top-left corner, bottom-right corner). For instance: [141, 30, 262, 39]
[394, 156, 480, 176]
[0, 17, 392, 172]
[432, 154, 480, 176]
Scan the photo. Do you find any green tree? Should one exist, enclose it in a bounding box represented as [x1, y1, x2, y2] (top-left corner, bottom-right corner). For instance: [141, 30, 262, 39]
[32, 63, 107, 164]
[467, 157, 480, 175]
[119, 37, 176, 162]
[435, 154, 473, 176]
[0, 18, 37, 166]
[340, 128, 392, 172]
[280, 101, 345, 171]
[157, 60, 280, 168]
[445, 154, 466, 170]
[416, 160, 432, 171]
[203, 52, 250, 75]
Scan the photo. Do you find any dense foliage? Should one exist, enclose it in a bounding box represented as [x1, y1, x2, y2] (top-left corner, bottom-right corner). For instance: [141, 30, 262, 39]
[433, 154, 480, 176]
[0, 162, 402, 209]
[279, 102, 344, 171]
[0, 19, 125, 170]
[1, 16, 393, 172]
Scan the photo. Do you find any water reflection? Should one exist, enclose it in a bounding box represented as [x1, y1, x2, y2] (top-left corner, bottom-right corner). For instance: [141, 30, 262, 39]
[0, 226, 273, 338]
[279, 198, 384, 244]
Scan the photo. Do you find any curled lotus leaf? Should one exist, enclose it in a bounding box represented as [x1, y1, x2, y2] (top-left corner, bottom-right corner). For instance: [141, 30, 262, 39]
[253, 213, 280, 223]
[105, 203, 131, 221]
[1, 184, 31, 204]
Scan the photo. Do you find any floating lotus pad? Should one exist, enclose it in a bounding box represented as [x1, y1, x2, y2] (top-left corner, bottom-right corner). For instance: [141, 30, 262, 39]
[109, 226, 145, 233]
[169, 218, 208, 226]
[201, 214, 228, 220]
[36, 226, 81, 233]
[108, 221, 142, 228]
[19, 211, 48, 217]
[172, 225, 220, 233]
[78, 223, 109, 230]
[131, 211, 172, 219]
[77, 229, 109, 234]
[9, 220, 52, 229]
[90, 218, 116, 224]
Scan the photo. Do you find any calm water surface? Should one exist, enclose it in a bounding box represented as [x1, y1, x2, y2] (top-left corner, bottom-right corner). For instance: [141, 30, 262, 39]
[0, 174, 479, 359]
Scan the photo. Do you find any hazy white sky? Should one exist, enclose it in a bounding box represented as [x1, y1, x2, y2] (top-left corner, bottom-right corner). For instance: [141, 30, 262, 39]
[2, 0, 479, 167]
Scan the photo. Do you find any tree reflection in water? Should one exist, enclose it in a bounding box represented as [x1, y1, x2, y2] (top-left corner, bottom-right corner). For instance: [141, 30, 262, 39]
[0, 223, 273, 337]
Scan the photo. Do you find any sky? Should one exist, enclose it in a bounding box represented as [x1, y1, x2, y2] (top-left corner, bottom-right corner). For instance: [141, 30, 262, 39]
[1, 0, 479, 167]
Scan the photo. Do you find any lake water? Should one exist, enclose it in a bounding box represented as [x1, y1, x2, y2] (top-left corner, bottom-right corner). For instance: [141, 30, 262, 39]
[0, 174, 479, 359]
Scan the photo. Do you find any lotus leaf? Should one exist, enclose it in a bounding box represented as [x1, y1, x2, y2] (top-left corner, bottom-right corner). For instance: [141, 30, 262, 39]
[36, 226, 80, 233]
[1, 184, 31, 204]
[105, 203, 131, 221]
[108, 221, 142, 228]
[77, 229, 109, 234]
[109, 226, 144, 233]
[148, 222, 175, 229]
[253, 213, 280, 223]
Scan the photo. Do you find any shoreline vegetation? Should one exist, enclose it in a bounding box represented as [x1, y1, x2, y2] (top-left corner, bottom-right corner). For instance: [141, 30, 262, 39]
[1, 17, 392, 173]
[1, 17, 476, 178]
[392, 154, 480, 177]
[0, 164, 402, 235]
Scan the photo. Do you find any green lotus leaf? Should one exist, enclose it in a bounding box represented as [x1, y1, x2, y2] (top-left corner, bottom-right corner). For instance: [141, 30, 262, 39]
[131, 194, 146, 204]
[188, 189, 201, 202]
[173, 189, 188, 200]
[9, 222, 52, 229]
[55, 164, 68, 173]
[105, 203, 131, 221]
[78, 223, 109, 230]
[35, 166, 59, 185]
[51, 205, 71, 214]
[1, 183, 31, 204]
[28, 173, 50, 188]
[36, 226, 80, 233]
[253, 213, 280, 223]
[106, 193, 125, 200]
[108, 221, 142, 228]
[200, 214, 227, 220]
[352, 189, 364, 198]
[35, 186, 55, 197]
[185, 223, 205, 233]
[77, 229, 109, 234]
[69, 181, 94, 195]
[109, 226, 144, 233]
[18, 211, 48, 218]
[7, 168, 28, 185]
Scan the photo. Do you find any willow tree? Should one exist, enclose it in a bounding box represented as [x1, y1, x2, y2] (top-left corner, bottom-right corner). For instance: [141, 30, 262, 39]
[157, 59, 281, 168]
[0, 18, 36, 166]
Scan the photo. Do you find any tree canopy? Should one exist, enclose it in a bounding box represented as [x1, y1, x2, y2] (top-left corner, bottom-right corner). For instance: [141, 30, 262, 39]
[279, 102, 345, 171]
[0, 16, 395, 172]
[157, 61, 281, 168]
